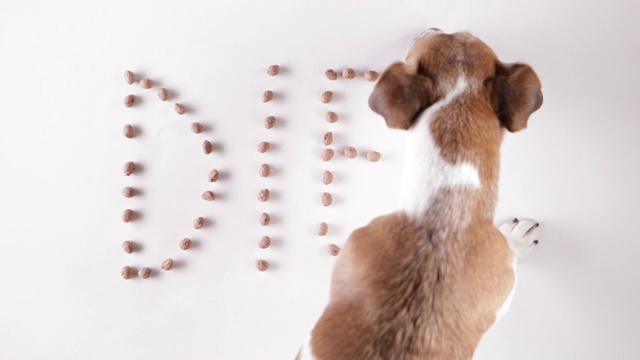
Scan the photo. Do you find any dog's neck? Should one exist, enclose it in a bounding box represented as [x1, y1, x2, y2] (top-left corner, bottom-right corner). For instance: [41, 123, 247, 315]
[399, 76, 502, 228]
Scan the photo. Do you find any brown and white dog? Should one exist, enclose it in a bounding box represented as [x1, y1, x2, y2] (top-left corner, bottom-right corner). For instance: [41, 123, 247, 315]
[297, 29, 543, 360]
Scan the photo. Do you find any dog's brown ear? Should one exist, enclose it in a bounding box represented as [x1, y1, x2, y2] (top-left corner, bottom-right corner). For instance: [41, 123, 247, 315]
[491, 63, 543, 132]
[368, 62, 435, 130]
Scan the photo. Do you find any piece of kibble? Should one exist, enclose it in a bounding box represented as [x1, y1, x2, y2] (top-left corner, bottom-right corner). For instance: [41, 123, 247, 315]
[193, 217, 205, 229]
[258, 236, 271, 249]
[161, 258, 174, 271]
[256, 259, 270, 271]
[123, 124, 135, 138]
[323, 170, 333, 185]
[264, 116, 276, 129]
[203, 140, 213, 154]
[191, 122, 203, 134]
[174, 103, 186, 115]
[260, 212, 271, 226]
[124, 70, 136, 84]
[138, 267, 152, 279]
[267, 65, 280, 76]
[179, 238, 192, 250]
[121, 266, 133, 279]
[325, 111, 338, 123]
[123, 95, 136, 107]
[258, 189, 270, 202]
[208, 169, 219, 182]
[325, 69, 338, 80]
[321, 91, 334, 103]
[122, 186, 136, 198]
[322, 192, 333, 206]
[140, 78, 153, 89]
[344, 146, 357, 159]
[328, 244, 340, 256]
[367, 151, 381, 162]
[318, 222, 328, 236]
[123, 161, 136, 176]
[122, 209, 134, 223]
[342, 68, 356, 79]
[259, 163, 270, 177]
[122, 241, 135, 254]
[321, 148, 334, 162]
[323, 132, 333, 146]
[364, 71, 379, 82]
[257, 141, 270, 153]
[262, 90, 275, 103]
[157, 88, 168, 101]
[202, 191, 215, 201]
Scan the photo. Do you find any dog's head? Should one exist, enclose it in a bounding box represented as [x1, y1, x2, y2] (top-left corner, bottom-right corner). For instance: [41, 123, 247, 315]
[369, 29, 543, 132]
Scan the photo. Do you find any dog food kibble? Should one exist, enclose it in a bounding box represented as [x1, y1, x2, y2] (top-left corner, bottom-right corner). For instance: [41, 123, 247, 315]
[325, 69, 337, 80]
[264, 116, 276, 129]
[157, 88, 168, 101]
[174, 103, 186, 115]
[191, 122, 203, 134]
[321, 148, 334, 162]
[121, 266, 134, 279]
[122, 209, 134, 223]
[323, 170, 333, 185]
[322, 192, 333, 206]
[258, 236, 271, 249]
[123, 124, 135, 138]
[262, 90, 274, 103]
[122, 186, 136, 198]
[123, 95, 136, 107]
[321, 91, 333, 103]
[323, 132, 333, 146]
[344, 146, 357, 159]
[193, 217, 205, 229]
[364, 71, 379, 82]
[203, 140, 213, 154]
[267, 65, 280, 76]
[257, 141, 270, 153]
[259, 163, 270, 177]
[179, 238, 192, 250]
[258, 189, 271, 202]
[123, 161, 136, 176]
[122, 241, 135, 254]
[124, 71, 136, 84]
[318, 222, 328, 236]
[161, 258, 174, 270]
[342, 68, 356, 79]
[367, 151, 381, 162]
[140, 78, 153, 89]
[138, 267, 152, 279]
[325, 111, 338, 123]
[256, 259, 270, 271]
[202, 191, 215, 201]
[327, 244, 340, 256]
[259, 212, 271, 226]
[208, 169, 219, 182]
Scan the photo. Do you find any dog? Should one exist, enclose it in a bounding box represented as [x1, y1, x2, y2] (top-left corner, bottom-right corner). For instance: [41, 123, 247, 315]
[297, 29, 543, 360]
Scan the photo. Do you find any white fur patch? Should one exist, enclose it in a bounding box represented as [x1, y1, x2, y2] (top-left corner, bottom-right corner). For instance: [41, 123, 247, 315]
[297, 335, 317, 360]
[495, 259, 517, 322]
[400, 76, 481, 217]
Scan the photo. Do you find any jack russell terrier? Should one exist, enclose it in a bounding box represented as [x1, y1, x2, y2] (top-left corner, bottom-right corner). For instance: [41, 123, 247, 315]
[297, 29, 543, 360]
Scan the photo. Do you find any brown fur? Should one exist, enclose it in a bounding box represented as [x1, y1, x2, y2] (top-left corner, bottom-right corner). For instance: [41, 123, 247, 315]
[306, 31, 542, 360]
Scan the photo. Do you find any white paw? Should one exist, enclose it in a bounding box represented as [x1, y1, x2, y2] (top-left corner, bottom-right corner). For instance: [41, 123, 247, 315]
[499, 218, 540, 259]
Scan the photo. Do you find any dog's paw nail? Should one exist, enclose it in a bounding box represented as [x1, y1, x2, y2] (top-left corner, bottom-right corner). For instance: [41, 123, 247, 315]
[513, 218, 519, 223]
[533, 240, 539, 245]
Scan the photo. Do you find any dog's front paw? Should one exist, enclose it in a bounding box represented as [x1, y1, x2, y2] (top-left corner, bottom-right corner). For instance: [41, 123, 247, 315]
[499, 218, 540, 259]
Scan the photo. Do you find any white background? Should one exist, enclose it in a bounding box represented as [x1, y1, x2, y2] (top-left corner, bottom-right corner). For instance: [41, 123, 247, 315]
[1, 0, 639, 359]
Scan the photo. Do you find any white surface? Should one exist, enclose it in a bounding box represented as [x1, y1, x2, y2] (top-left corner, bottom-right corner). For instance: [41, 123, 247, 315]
[1, 0, 639, 359]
